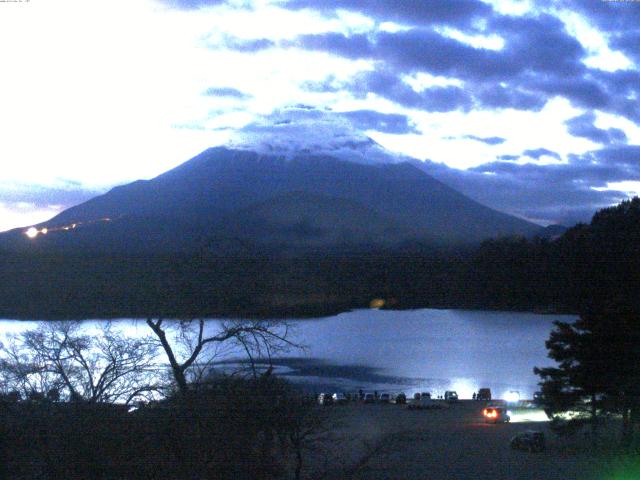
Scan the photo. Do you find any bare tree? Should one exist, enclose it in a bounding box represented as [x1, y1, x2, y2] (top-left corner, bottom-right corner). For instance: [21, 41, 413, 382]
[145, 317, 297, 393]
[0, 321, 163, 404]
[0, 336, 63, 399]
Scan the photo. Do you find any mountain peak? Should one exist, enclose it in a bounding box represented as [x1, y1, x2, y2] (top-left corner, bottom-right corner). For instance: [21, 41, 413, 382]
[2, 144, 541, 254]
[227, 108, 405, 166]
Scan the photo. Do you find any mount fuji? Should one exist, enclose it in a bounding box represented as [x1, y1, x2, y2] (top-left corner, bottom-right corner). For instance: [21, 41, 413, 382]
[0, 144, 542, 255]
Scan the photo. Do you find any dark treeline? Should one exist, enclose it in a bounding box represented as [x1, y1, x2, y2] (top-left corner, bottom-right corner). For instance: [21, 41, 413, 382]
[0, 376, 325, 479]
[531, 199, 640, 447]
[1, 198, 639, 319]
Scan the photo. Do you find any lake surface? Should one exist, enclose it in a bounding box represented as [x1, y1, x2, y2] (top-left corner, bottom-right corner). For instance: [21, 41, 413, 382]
[0, 309, 575, 400]
[271, 308, 574, 399]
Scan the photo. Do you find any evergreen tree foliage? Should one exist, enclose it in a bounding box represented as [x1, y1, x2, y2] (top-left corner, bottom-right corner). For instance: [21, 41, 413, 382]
[535, 305, 640, 445]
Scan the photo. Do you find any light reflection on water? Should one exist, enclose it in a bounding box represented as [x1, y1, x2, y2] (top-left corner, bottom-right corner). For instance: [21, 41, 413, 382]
[0, 309, 575, 399]
[271, 309, 574, 399]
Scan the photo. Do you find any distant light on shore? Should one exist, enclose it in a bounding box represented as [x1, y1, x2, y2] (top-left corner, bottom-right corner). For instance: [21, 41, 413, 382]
[504, 390, 521, 404]
[369, 298, 385, 309]
[25, 227, 39, 239]
[508, 408, 549, 423]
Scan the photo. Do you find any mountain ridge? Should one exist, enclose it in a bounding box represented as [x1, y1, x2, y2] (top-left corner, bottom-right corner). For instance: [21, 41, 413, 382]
[1, 146, 542, 254]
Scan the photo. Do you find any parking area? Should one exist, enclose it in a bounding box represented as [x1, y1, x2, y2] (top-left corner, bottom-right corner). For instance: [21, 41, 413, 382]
[307, 400, 614, 480]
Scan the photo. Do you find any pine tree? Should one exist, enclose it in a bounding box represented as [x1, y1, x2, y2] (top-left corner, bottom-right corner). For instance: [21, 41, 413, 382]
[535, 305, 640, 446]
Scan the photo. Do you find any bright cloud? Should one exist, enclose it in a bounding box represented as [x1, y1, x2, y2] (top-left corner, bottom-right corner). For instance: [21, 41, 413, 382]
[0, 203, 62, 233]
[0, 0, 638, 230]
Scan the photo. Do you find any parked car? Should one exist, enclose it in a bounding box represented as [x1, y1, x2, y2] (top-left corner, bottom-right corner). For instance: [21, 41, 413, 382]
[318, 393, 334, 406]
[477, 388, 492, 401]
[332, 392, 348, 404]
[444, 391, 458, 401]
[510, 430, 545, 452]
[364, 393, 375, 404]
[483, 405, 510, 423]
[395, 392, 407, 405]
[379, 393, 391, 403]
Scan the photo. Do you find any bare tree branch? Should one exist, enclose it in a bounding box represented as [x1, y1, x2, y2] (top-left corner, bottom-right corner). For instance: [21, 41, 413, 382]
[0, 321, 163, 404]
[146, 317, 299, 394]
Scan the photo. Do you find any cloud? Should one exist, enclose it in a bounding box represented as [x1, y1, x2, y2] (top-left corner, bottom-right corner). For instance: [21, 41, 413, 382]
[417, 145, 640, 225]
[552, 0, 640, 62]
[295, 14, 585, 81]
[612, 31, 640, 63]
[291, 13, 612, 118]
[222, 36, 276, 52]
[0, 183, 102, 230]
[594, 144, 640, 168]
[294, 29, 506, 79]
[473, 84, 546, 111]
[497, 154, 519, 161]
[490, 14, 585, 77]
[522, 148, 562, 161]
[303, 70, 475, 113]
[460, 135, 506, 145]
[291, 32, 373, 60]
[561, 0, 640, 29]
[229, 106, 410, 164]
[565, 112, 627, 145]
[203, 87, 252, 99]
[0, 183, 102, 211]
[158, 0, 230, 9]
[339, 110, 418, 134]
[529, 75, 610, 110]
[0, 203, 63, 232]
[290, 11, 640, 124]
[590, 70, 640, 122]
[285, 0, 493, 27]
[348, 70, 473, 112]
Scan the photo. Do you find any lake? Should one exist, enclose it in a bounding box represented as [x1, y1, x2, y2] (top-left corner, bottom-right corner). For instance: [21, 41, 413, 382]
[0, 308, 575, 400]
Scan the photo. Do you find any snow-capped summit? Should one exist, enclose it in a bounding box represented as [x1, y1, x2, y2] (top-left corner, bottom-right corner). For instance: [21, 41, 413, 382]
[228, 106, 405, 166]
[0, 136, 541, 256]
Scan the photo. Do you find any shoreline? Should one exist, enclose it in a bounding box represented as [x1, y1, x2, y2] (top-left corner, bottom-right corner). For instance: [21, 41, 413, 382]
[1, 303, 579, 322]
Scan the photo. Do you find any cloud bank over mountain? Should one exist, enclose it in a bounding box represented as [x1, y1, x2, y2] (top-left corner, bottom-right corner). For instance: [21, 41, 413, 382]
[228, 107, 412, 165]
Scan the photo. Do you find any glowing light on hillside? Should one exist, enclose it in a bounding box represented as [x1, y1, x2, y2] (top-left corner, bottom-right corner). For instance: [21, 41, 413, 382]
[23, 217, 116, 239]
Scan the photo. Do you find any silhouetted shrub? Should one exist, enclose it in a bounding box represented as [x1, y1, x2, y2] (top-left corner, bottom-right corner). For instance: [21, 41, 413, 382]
[0, 375, 321, 479]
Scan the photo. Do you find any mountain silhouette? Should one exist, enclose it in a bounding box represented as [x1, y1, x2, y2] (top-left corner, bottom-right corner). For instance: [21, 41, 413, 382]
[1, 147, 542, 254]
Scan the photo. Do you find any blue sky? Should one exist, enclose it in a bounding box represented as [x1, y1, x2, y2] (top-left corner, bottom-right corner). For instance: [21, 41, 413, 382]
[0, 0, 638, 230]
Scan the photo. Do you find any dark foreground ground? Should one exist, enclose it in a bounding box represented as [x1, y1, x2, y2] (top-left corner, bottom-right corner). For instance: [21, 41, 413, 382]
[304, 400, 635, 480]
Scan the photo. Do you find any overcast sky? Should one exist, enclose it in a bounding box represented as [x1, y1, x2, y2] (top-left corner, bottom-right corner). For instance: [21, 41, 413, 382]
[0, 0, 639, 230]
